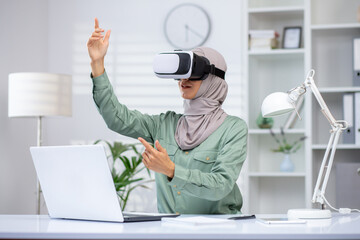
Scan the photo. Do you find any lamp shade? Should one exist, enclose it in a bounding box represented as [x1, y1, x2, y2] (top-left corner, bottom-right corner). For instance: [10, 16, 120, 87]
[261, 92, 294, 117]
[8, 72, 72, 117]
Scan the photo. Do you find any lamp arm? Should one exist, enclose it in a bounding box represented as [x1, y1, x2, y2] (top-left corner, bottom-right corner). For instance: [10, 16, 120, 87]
[311, 128, 342, 205]
[305, 70, 337, 126]
[305, 70, 347, 207]
[319, 128, 342, 200]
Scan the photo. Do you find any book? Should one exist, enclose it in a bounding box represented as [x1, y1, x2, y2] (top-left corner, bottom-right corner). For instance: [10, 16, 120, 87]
[353, 38, 360, 86]
[249, 30, 279, 50]
[249, 30, 278, 39]
[355, 92, 360, 145]
[342, 93, 355, 144]
[250, 38, 278, 50]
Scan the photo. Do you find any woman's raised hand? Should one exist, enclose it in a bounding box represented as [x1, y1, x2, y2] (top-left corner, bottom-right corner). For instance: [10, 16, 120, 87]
[87, 18, 111, 77]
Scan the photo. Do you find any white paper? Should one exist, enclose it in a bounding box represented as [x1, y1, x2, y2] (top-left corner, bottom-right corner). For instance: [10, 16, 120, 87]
[257, 218, 306, 224]
[161, 216, 235, 226]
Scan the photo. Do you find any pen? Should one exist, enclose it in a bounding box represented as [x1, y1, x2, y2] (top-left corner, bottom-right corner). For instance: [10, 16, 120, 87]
[228, 214, 256, 220]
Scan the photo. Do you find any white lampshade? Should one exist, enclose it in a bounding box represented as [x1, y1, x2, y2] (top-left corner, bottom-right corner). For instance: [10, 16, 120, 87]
[8, 72, 72, 117]
[261, 92, 295, 117]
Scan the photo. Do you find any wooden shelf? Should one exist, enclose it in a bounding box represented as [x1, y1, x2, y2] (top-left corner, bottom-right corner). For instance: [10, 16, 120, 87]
[248, 172, 306, 177]
[248, 48, 305, 56]
[318, 87, 360, 93]
[249, 129, 306, 134]
[311, 23, 360, 30]
[312, 144, 360, 150]
[248, 6, 304, 14]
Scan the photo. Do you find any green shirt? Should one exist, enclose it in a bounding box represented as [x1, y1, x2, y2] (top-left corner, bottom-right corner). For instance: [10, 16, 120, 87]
[92, 71, 248, 214]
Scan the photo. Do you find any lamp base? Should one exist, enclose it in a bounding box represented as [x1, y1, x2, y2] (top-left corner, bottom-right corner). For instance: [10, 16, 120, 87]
[287, 209, 332, 220]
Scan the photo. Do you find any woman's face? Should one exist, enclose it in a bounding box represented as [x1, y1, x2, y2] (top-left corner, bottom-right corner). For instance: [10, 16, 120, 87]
[178, 79, 202, 99]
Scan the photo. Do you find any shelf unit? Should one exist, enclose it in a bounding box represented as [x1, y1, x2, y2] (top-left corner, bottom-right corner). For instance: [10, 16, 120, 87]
[243, 0, 308, 214]
[308, 0, 360, 210]
[242, 0, 360, 214]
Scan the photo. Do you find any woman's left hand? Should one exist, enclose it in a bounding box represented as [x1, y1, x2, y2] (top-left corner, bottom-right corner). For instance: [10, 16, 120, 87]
[138, 137, 175, 178]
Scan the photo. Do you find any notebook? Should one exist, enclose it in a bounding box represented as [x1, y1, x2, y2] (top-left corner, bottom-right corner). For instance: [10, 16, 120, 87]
[30, 145, 179, 222]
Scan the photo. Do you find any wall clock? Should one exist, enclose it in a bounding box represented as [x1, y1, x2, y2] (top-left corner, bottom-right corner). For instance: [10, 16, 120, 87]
[164, 3, 211, 50]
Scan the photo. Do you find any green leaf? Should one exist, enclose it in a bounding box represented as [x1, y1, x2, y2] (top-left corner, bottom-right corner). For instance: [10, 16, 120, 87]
[114, 178, 144, 187]
[113, 141, 128, 155]
[131, 156, 137, 169]
[117, 170, 130, 182]
[130, 144, 140, 154]
[291, 144, 302, 153]
[120, 156, 131, 170]
[284, 144, 292, 151]
[146, 167, 151, 176]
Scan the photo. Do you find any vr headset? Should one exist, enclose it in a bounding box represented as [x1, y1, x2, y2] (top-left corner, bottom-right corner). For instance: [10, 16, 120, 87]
[153, 50, 225, 80]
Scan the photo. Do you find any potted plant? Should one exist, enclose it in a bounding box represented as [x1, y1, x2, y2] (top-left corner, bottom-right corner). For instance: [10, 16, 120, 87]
[256, 112, 274, 129]
[94, 140, 153, 210]
[269, 128, 307, 172]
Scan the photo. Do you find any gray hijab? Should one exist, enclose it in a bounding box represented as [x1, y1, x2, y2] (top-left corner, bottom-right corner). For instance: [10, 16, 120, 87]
[175, 47, 228, 150]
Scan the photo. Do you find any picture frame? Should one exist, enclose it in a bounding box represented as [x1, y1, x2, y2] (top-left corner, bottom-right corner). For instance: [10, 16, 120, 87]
[282, 27, 302, 49]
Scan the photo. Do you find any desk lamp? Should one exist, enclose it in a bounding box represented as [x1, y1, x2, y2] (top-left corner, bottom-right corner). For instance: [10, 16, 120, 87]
[8, 72, 72, 214]
[261, 69, 348, 219]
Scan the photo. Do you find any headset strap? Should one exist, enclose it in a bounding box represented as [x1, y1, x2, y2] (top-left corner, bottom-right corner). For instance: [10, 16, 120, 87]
[204, 64, 225, 80]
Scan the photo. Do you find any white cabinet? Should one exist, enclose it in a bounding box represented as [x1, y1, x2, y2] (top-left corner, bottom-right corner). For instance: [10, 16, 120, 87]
[242, 0, 360, 214]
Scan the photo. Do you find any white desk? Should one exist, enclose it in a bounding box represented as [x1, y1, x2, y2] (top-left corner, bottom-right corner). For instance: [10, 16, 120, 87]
[0, 213, 360, 239]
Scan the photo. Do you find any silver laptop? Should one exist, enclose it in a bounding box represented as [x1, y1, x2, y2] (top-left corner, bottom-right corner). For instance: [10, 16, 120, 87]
[30, 145, 179, 222]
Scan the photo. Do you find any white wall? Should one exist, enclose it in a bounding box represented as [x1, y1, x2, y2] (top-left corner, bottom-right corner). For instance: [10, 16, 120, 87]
[0, 0, 243, 214]
[0, 0, 49, 214]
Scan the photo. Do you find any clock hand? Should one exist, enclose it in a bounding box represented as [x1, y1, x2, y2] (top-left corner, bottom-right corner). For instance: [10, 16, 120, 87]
[185, 24, 189, 42]
[186, 25, 204, 39]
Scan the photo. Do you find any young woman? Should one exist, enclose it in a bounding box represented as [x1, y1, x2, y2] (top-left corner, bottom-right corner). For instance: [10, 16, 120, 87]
[87, 18, 248, 214]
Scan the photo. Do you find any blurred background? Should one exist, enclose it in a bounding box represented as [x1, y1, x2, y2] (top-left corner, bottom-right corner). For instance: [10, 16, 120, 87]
[0, 0, 245, 214]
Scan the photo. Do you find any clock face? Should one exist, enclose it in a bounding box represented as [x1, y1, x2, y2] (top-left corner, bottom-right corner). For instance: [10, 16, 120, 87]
[164, 3, 211, 50]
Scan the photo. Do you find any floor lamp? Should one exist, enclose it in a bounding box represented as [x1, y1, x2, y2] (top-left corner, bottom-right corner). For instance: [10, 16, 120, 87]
[8, 72, 72, 215]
